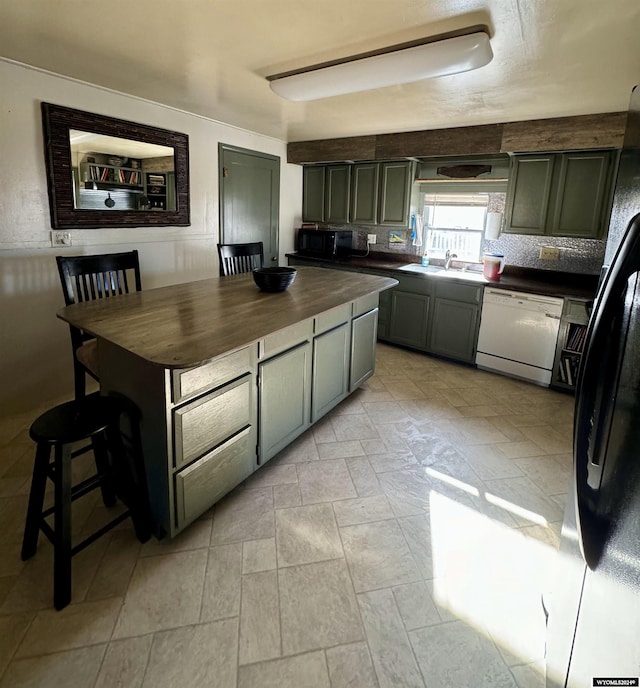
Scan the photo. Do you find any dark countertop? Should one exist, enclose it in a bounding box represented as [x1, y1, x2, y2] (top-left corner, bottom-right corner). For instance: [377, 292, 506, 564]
[286, 251, 599, 301]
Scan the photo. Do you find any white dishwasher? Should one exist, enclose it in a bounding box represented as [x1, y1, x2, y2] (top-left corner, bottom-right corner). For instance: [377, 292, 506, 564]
[476, 288, 563, 386]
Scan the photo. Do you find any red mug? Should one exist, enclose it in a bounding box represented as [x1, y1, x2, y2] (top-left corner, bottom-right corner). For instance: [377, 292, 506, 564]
[483, 253, 505, 281]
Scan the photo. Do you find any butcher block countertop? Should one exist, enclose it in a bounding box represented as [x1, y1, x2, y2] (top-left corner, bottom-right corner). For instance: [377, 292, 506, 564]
[286, 252, 599, 301]
[57, 267, 398, 369]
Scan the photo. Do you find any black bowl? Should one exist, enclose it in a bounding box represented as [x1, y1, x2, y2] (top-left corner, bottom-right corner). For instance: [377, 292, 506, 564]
[252, 267, 297, 293]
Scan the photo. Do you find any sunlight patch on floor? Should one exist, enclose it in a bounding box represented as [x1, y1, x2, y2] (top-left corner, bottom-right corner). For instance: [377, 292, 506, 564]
[484, 491, 549, 526]
[429, 482, 556, 676]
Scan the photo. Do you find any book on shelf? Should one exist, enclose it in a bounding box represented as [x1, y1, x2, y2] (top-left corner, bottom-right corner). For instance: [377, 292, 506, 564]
[564, 357, 574, 386]
[565, 324, 587, 353]
[558, 361, 567, 384]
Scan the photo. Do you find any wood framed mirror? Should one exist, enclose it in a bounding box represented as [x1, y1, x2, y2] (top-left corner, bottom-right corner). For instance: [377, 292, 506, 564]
[42, 102, 190, 229]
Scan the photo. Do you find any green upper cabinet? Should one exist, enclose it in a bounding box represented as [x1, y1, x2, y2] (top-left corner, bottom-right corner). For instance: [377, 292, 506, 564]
[504, 150, 617, 239]
[302, 166, 325, 223]
[350, 163, 380, 224]
[504, 155, 556, 234]
[325, 165, 351, 224]
[301, 160, 414, 227]
[379, 161, 414, 226]
[549, 151, 615, 238]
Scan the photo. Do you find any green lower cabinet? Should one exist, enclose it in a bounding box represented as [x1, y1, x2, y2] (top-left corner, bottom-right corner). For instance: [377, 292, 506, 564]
[389, 291, 430, 350]
[284, 257, 484, 364]
[312, 323, 350, 422]
[377, 290, 390, 340]
[429, 298, 479, 363]
[259, 341, 312, 464]
[350, 308, 378, 391]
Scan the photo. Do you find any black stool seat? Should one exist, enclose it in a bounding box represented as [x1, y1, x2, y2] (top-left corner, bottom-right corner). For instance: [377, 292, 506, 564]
[22, 394, 150, 610]
[30, 396, 121, 445]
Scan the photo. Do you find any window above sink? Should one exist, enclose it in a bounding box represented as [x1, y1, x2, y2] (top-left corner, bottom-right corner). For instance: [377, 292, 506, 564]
[418, 189, 506, 262]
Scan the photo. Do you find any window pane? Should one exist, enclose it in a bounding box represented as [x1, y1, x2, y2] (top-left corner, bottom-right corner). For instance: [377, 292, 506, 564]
[428, 204, 486, 231]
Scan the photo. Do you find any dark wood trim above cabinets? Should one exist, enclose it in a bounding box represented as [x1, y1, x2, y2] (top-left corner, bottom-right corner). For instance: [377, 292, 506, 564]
[501, 113, 627, 153]
[287, 112, 626, 164]
[289, 136, 376, 165]
[376, 124, 504, 159]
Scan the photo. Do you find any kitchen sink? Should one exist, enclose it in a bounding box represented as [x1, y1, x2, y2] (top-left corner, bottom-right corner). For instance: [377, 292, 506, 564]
[397, 264, 487, 283]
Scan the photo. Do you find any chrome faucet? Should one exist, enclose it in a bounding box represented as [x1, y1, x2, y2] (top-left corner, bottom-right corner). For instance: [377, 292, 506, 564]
[444, 250, 458, 270]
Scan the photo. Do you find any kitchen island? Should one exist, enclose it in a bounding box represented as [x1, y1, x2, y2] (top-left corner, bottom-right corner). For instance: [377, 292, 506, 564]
[57, 267, 397, 538]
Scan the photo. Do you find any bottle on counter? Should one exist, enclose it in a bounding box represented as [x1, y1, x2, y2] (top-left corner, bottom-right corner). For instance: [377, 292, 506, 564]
[421, 252, 429, 267]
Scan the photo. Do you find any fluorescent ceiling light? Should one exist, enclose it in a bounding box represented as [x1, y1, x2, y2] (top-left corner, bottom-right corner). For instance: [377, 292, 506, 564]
[268, 30, 493, 102]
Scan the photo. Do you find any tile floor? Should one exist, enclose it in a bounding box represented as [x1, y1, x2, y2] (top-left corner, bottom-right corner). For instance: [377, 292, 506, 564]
[0, 343, 574, 688]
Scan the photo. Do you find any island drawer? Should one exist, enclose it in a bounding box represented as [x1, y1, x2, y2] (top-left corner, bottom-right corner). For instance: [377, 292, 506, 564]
[172, 346, 253, 403]
[260, 320, 313, 359]
[353, 293, 379, 317]
[174, 426, 255, 528]
[173, 374, 253, 468]
[314, 304, 351, 335]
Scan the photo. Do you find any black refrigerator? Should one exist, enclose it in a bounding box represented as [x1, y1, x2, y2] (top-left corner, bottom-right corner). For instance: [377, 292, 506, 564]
[546, 85, 640, 686]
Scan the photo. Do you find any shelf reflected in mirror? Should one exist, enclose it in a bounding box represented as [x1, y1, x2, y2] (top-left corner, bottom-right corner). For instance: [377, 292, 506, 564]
[70, 131, 176, 212]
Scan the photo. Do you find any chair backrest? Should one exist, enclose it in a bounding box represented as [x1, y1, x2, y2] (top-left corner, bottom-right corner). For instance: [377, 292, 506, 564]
[217, 242, 264, 276]
[56, 250, 142, 307]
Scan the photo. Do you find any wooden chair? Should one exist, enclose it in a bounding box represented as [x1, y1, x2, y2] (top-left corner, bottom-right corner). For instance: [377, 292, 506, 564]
[56, 250, 142, 399]
[217, 242, 264, 276]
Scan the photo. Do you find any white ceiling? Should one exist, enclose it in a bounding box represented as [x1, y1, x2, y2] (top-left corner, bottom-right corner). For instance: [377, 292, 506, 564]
[2, 0, 640, 143]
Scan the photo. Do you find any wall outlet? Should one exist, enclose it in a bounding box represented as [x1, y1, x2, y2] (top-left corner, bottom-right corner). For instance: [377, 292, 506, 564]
[51, 231, 72, 247]
[367, 234, 377, 245]
[539, 246, 559, 260]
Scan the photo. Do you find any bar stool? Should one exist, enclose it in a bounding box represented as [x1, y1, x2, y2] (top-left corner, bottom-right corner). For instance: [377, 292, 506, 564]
[21, 394, 150, 610]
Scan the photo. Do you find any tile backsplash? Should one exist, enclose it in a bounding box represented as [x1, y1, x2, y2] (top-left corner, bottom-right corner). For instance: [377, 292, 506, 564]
[344, 226, 605, 275]
[482, 234, 605, 274]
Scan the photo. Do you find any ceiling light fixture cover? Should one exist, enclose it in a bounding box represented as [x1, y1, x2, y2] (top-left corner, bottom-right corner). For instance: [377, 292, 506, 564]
[268, 30, 493, 101]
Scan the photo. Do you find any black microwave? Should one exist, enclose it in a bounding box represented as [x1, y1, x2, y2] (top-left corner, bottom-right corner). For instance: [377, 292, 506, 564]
[297, 229, 352, 257]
